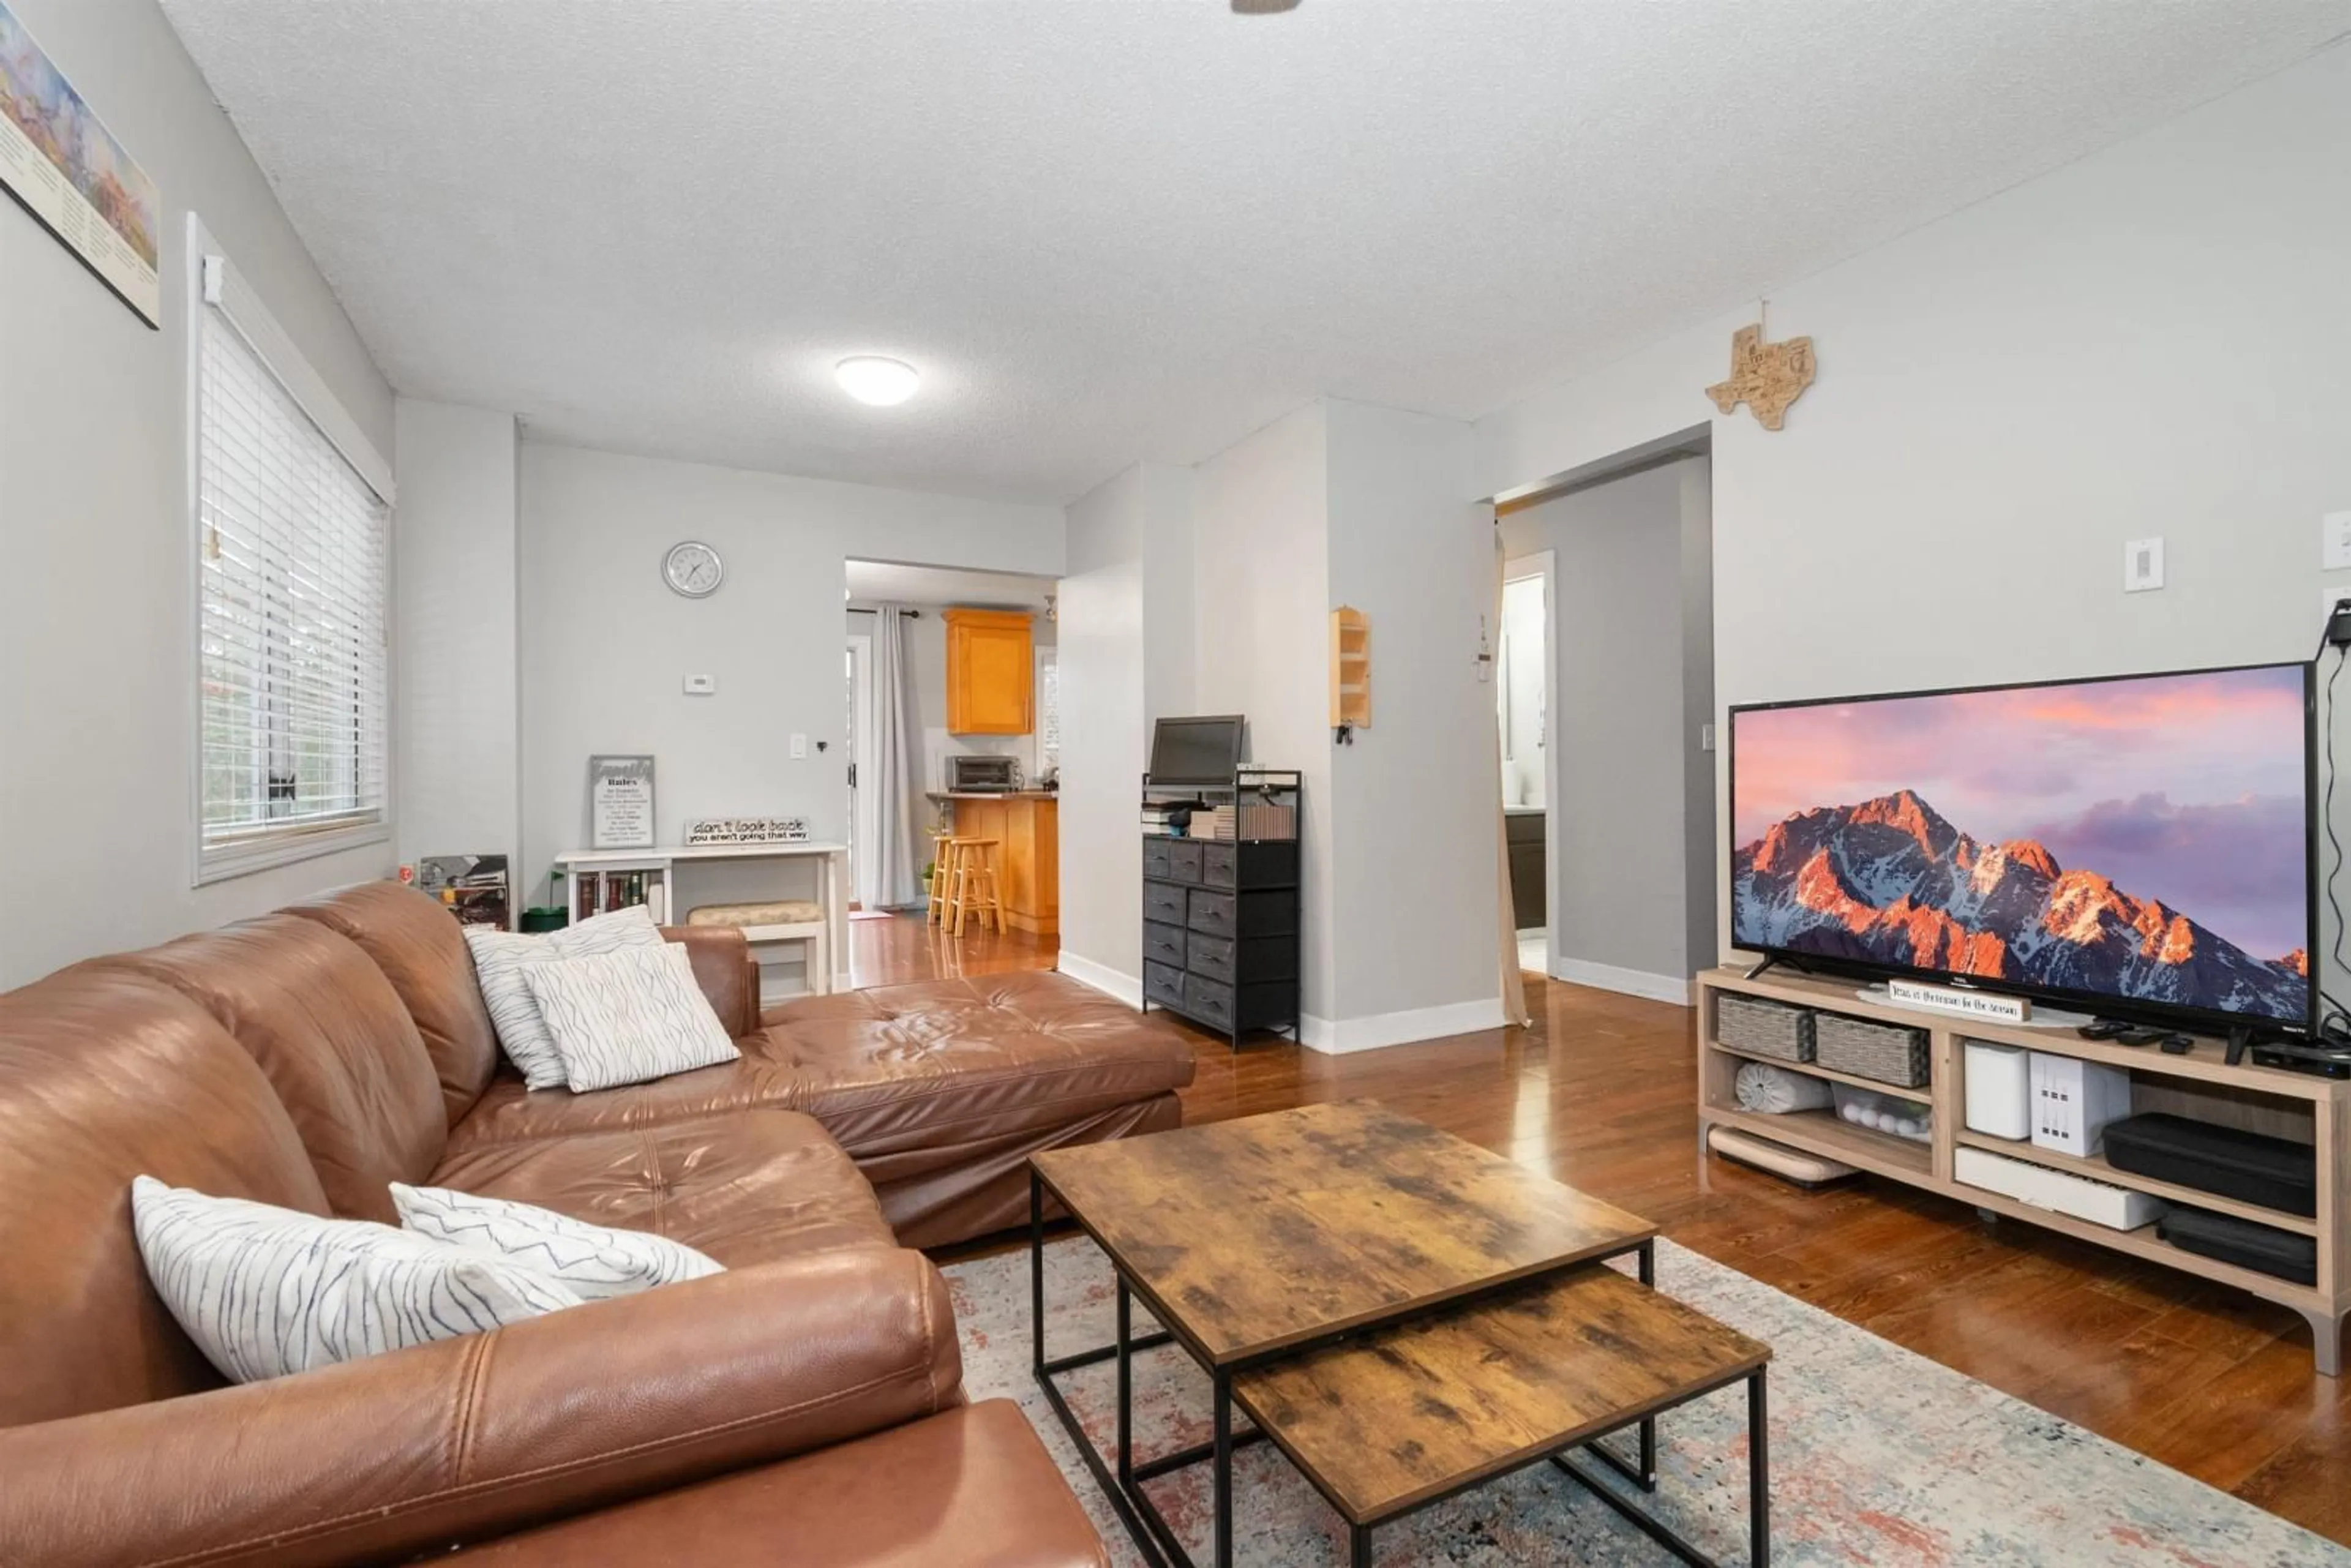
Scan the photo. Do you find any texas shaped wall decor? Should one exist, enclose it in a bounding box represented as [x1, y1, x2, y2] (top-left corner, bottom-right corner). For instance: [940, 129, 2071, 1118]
[1706, 323, 1817, 430]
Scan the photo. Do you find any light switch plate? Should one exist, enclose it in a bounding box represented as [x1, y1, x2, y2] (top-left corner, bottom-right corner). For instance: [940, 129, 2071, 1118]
[790, 733, 808, 759]
[2325, 512, 2351, 571]
[683, 673, 716, 696]
[1699, 722, 1717, 753]
[2123, 537, 2164, 593]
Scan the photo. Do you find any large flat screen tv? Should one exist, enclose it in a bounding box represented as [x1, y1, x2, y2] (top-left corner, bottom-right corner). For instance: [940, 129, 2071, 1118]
[1729, 662, 2315, 1033]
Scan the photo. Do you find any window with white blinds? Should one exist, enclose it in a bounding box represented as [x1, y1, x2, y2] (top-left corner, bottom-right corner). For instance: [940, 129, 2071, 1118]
[194, 242, 391, 881]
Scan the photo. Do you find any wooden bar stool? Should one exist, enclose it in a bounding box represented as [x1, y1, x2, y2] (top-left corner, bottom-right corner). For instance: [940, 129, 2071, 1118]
[927, 831, 958, 925]
[945, 836, 1003, 937]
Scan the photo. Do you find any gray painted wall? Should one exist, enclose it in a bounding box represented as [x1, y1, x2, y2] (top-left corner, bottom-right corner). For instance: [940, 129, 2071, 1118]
[1190, 405, 1337, 1018]
[396, 400, 520, 877]
[1676, 459, 1719, 980]
[1057, 461, 1194, 998]
[1324, 399, 1501, 1027]
[0, 0, 393, 984]
[1501, 457, 1714, 989]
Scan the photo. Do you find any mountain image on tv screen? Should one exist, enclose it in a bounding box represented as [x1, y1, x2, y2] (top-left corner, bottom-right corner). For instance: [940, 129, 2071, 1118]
[1731, 665, 2310, 1025]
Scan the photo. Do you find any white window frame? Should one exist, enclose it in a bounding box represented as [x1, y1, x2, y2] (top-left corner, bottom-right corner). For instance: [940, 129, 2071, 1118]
[186, 212, 396, 885]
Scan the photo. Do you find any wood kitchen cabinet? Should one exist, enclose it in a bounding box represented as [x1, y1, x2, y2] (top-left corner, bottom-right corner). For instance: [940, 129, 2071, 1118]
[944, 608, 1033, 734]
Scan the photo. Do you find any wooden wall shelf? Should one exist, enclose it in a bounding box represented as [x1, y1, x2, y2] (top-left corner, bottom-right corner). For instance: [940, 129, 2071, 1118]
[1695, 965, 2350, 1374]
[1330, 606, 1369, 729]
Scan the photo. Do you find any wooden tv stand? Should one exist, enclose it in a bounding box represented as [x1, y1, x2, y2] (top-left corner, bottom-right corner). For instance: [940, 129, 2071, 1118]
[1695, 965, 2350, 1375]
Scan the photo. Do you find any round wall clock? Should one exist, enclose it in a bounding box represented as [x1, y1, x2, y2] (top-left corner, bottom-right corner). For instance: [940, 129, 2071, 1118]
[662, 540, 724, 598]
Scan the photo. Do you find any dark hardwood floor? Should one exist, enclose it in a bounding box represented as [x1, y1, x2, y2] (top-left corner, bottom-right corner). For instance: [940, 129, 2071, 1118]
[849, 913, 2351, 1546]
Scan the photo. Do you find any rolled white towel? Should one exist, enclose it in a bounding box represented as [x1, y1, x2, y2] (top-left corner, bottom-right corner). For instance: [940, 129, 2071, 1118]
[1736, 1060, 1833, 1114]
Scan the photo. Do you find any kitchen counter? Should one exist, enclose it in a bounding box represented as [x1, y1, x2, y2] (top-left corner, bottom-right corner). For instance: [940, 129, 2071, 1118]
[929, 790, 1061, 801]
[934, 793, 1059, 935]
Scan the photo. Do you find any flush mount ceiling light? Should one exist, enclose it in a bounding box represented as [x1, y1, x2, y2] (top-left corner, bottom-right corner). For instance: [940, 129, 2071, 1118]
[835, 356, 920, 407]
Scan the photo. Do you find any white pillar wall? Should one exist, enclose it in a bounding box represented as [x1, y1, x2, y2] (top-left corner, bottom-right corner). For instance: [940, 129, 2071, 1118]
[393, 399, 522, 882]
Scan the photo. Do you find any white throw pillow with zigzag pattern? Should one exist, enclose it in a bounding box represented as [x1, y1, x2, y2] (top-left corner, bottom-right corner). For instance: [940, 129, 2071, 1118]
[391, 1184, 722, 1300]
[519, 942, 741, 1092]
[131, 1177, 582, 1384]
[465, 905, 668, 1090]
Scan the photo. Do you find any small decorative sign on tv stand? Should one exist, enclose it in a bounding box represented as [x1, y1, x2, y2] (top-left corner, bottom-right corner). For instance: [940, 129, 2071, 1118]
[1882, 978, 2030, 1024]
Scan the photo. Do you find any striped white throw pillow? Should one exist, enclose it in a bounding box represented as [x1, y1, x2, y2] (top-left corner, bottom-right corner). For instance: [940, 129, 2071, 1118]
[520, 943, 741, 1092]
[131, 1177, 581, 1384]
[465, 906, 667, 1090]
[392, 1184, 722, 1300]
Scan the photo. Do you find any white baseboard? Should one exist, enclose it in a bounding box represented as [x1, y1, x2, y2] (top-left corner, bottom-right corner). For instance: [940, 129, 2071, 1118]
[1299, 996, 1511, 1055]
[1547, 956, 1695, 1007]
[1057, 951, 1143, 1010]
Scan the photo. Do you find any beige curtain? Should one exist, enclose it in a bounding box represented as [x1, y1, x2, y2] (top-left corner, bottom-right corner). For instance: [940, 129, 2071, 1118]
[1491, 525, 1531, 1027]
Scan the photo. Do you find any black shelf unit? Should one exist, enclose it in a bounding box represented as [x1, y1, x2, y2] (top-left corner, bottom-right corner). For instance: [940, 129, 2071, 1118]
[1139, 767, 1302, 1049]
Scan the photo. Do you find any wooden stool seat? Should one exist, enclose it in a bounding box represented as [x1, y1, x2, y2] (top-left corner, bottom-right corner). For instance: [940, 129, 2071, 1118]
[943, 836, 1004, 937]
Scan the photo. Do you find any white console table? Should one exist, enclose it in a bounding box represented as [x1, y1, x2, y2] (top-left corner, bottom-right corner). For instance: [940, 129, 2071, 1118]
[552, 841, 849, 998]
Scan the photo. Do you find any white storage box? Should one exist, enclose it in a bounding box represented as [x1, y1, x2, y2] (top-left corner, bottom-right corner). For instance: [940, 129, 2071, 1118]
[1955, 1146, 2165, 1231]
[1964, 1040, 2031, 1140]
[2029, 1052, 2134, 1158]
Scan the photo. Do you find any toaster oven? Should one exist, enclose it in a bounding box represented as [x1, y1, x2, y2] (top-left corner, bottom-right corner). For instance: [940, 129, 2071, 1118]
[946, 754, 1021, 793]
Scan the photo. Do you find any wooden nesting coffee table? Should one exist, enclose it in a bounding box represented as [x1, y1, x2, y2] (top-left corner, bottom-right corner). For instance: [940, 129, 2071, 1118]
[1029, 1101, 1772, 1568]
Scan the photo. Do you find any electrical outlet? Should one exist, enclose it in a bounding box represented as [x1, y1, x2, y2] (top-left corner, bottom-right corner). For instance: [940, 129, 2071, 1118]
[2323, 583, 2351, 626]
[790, 733, 808, 759]
[2324, 511, 2351, 571]
[2123, 538, 2164, 593]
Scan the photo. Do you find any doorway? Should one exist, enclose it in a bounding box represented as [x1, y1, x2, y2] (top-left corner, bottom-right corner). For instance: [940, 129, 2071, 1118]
[1500, 556, 1554, 977]
[842, 558, 1060, 931]
[1494, 448, 1715, 1005]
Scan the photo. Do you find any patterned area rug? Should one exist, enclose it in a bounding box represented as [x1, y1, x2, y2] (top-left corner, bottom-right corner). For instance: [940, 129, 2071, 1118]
[942, 1237, 2347, 1567]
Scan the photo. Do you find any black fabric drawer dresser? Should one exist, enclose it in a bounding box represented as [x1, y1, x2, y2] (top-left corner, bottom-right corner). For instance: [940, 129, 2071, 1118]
[1139, 808, 1301, 1047]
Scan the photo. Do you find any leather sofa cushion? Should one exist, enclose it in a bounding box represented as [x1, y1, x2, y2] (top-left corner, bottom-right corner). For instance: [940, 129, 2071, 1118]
[444, 970, 1195, 1161]
[752, 971, 1199, 1158]
[287, 881, 502, 1128]
[0, 962, 332, 1425]
[443, 1400, 1109, 1568]
[664, 923, 758, 1038]
[108, 913, 447, 1223]
[430, 1108, 896, 1267]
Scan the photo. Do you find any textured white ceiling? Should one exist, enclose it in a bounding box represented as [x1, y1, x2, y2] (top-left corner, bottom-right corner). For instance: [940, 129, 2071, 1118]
[161, 1, 2350, 503]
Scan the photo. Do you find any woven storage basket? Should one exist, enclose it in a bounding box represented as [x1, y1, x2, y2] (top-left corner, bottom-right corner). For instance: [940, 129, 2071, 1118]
[1716, 994, 1815, 1063]
[1815, 1013, 1929, 1087]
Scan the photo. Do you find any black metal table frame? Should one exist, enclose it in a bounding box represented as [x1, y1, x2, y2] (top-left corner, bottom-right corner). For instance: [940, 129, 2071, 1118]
[1029, 1172, 1763, 1568]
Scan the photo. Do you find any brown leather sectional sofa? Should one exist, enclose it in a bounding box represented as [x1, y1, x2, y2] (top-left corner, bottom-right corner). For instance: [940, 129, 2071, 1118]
[0, 881, 1197, 1566]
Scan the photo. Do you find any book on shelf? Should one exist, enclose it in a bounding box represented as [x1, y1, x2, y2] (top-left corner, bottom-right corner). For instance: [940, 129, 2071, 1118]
[574, 869, 667, 924]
